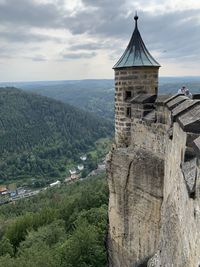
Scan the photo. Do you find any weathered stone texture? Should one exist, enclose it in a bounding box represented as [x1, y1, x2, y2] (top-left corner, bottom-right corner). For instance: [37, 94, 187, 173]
[177, 104, 200, 133]
[108, 98, 200, 267]
[193, 136, 200, 158]
[130, 121, 167, 156]
[172, 99, 200, 120]
[107, 145, 164, 267]
[147, 123, 200, 267]
[166, 95, 188, 110]
[182, 158, 197, 195]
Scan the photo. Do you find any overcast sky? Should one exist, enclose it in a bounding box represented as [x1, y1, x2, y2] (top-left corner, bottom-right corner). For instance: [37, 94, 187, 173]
[0, 0, 200, 82]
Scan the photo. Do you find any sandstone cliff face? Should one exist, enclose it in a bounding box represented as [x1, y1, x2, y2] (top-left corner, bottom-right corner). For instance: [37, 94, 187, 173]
[107, 95, 200, 267]
[107, 124, 165, 267]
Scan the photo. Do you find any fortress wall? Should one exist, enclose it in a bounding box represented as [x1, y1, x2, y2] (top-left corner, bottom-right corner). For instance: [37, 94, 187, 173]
[148, 123, 200, 267]
[107, 95, 200, 267]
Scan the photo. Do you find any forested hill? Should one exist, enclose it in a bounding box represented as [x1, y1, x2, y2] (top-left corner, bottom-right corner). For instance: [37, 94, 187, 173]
[3, 77, 199, 121]
[0, 174, 108, 266]
[0, 87, 113, 184]
[10, 80, 115, 120]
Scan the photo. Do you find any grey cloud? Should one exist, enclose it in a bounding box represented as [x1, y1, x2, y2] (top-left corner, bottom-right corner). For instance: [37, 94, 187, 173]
[0, 0, 63, 28]
[67, 6, 200, 43]
[63, 0, 131, 36]
[0, 30, 60, 43]
[62, 1, 200, 65]
[81, 0, 117, 7]
[0, 52, 12, 59]
[0, 0, 129, 37]
[69, 41, 115, 51]
[0, 45, 19, 58]
[137, 10, 200, 62]
[69, 43, 102, 51]
[21, 55, 48, 62]
[31, 55, 48, 62]
[0, 0, 200, 65]
[62, 52, 97, 60]
[0, 0, 200, 45]
[0, 43, 49, 59]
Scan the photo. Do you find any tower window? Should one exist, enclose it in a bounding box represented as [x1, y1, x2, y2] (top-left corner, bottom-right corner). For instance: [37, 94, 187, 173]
[125, 91, 132, 100]
[126, 107, 131, 118]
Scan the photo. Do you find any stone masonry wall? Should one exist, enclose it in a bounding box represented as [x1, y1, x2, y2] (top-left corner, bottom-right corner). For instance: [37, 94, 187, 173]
[115, 67, 159, 146]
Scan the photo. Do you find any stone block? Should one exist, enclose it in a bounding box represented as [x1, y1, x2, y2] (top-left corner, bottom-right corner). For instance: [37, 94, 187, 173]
[164, 94, 184, 104]
[155, 95, 172, 106]
[177, 104, 200, 133]
[131, 94, 157, 104]
[192, 136, 200, 158]
[143, 110, 156, 123]
[186, 132, 200, 148]
[166, 96, 188, 110]
[172, 100, 200, 120]
[181, 158, 197, 197]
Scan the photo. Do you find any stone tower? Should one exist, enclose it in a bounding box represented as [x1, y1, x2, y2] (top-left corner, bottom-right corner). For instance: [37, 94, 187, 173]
[113, 14, 160, 146]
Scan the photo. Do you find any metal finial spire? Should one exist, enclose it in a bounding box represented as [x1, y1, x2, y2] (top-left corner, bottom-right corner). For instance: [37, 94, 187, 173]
[134, 11, 138, 28]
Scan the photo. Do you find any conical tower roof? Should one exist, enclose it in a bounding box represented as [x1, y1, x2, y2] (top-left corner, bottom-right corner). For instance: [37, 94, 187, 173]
[113, 14, 160, 69]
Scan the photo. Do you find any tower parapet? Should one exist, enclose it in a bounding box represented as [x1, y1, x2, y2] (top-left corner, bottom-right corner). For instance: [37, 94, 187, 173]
[113, 15, 160, 146]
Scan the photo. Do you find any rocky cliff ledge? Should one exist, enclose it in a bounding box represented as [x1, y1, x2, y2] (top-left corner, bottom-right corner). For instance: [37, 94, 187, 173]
[107, 95, 200, 267]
